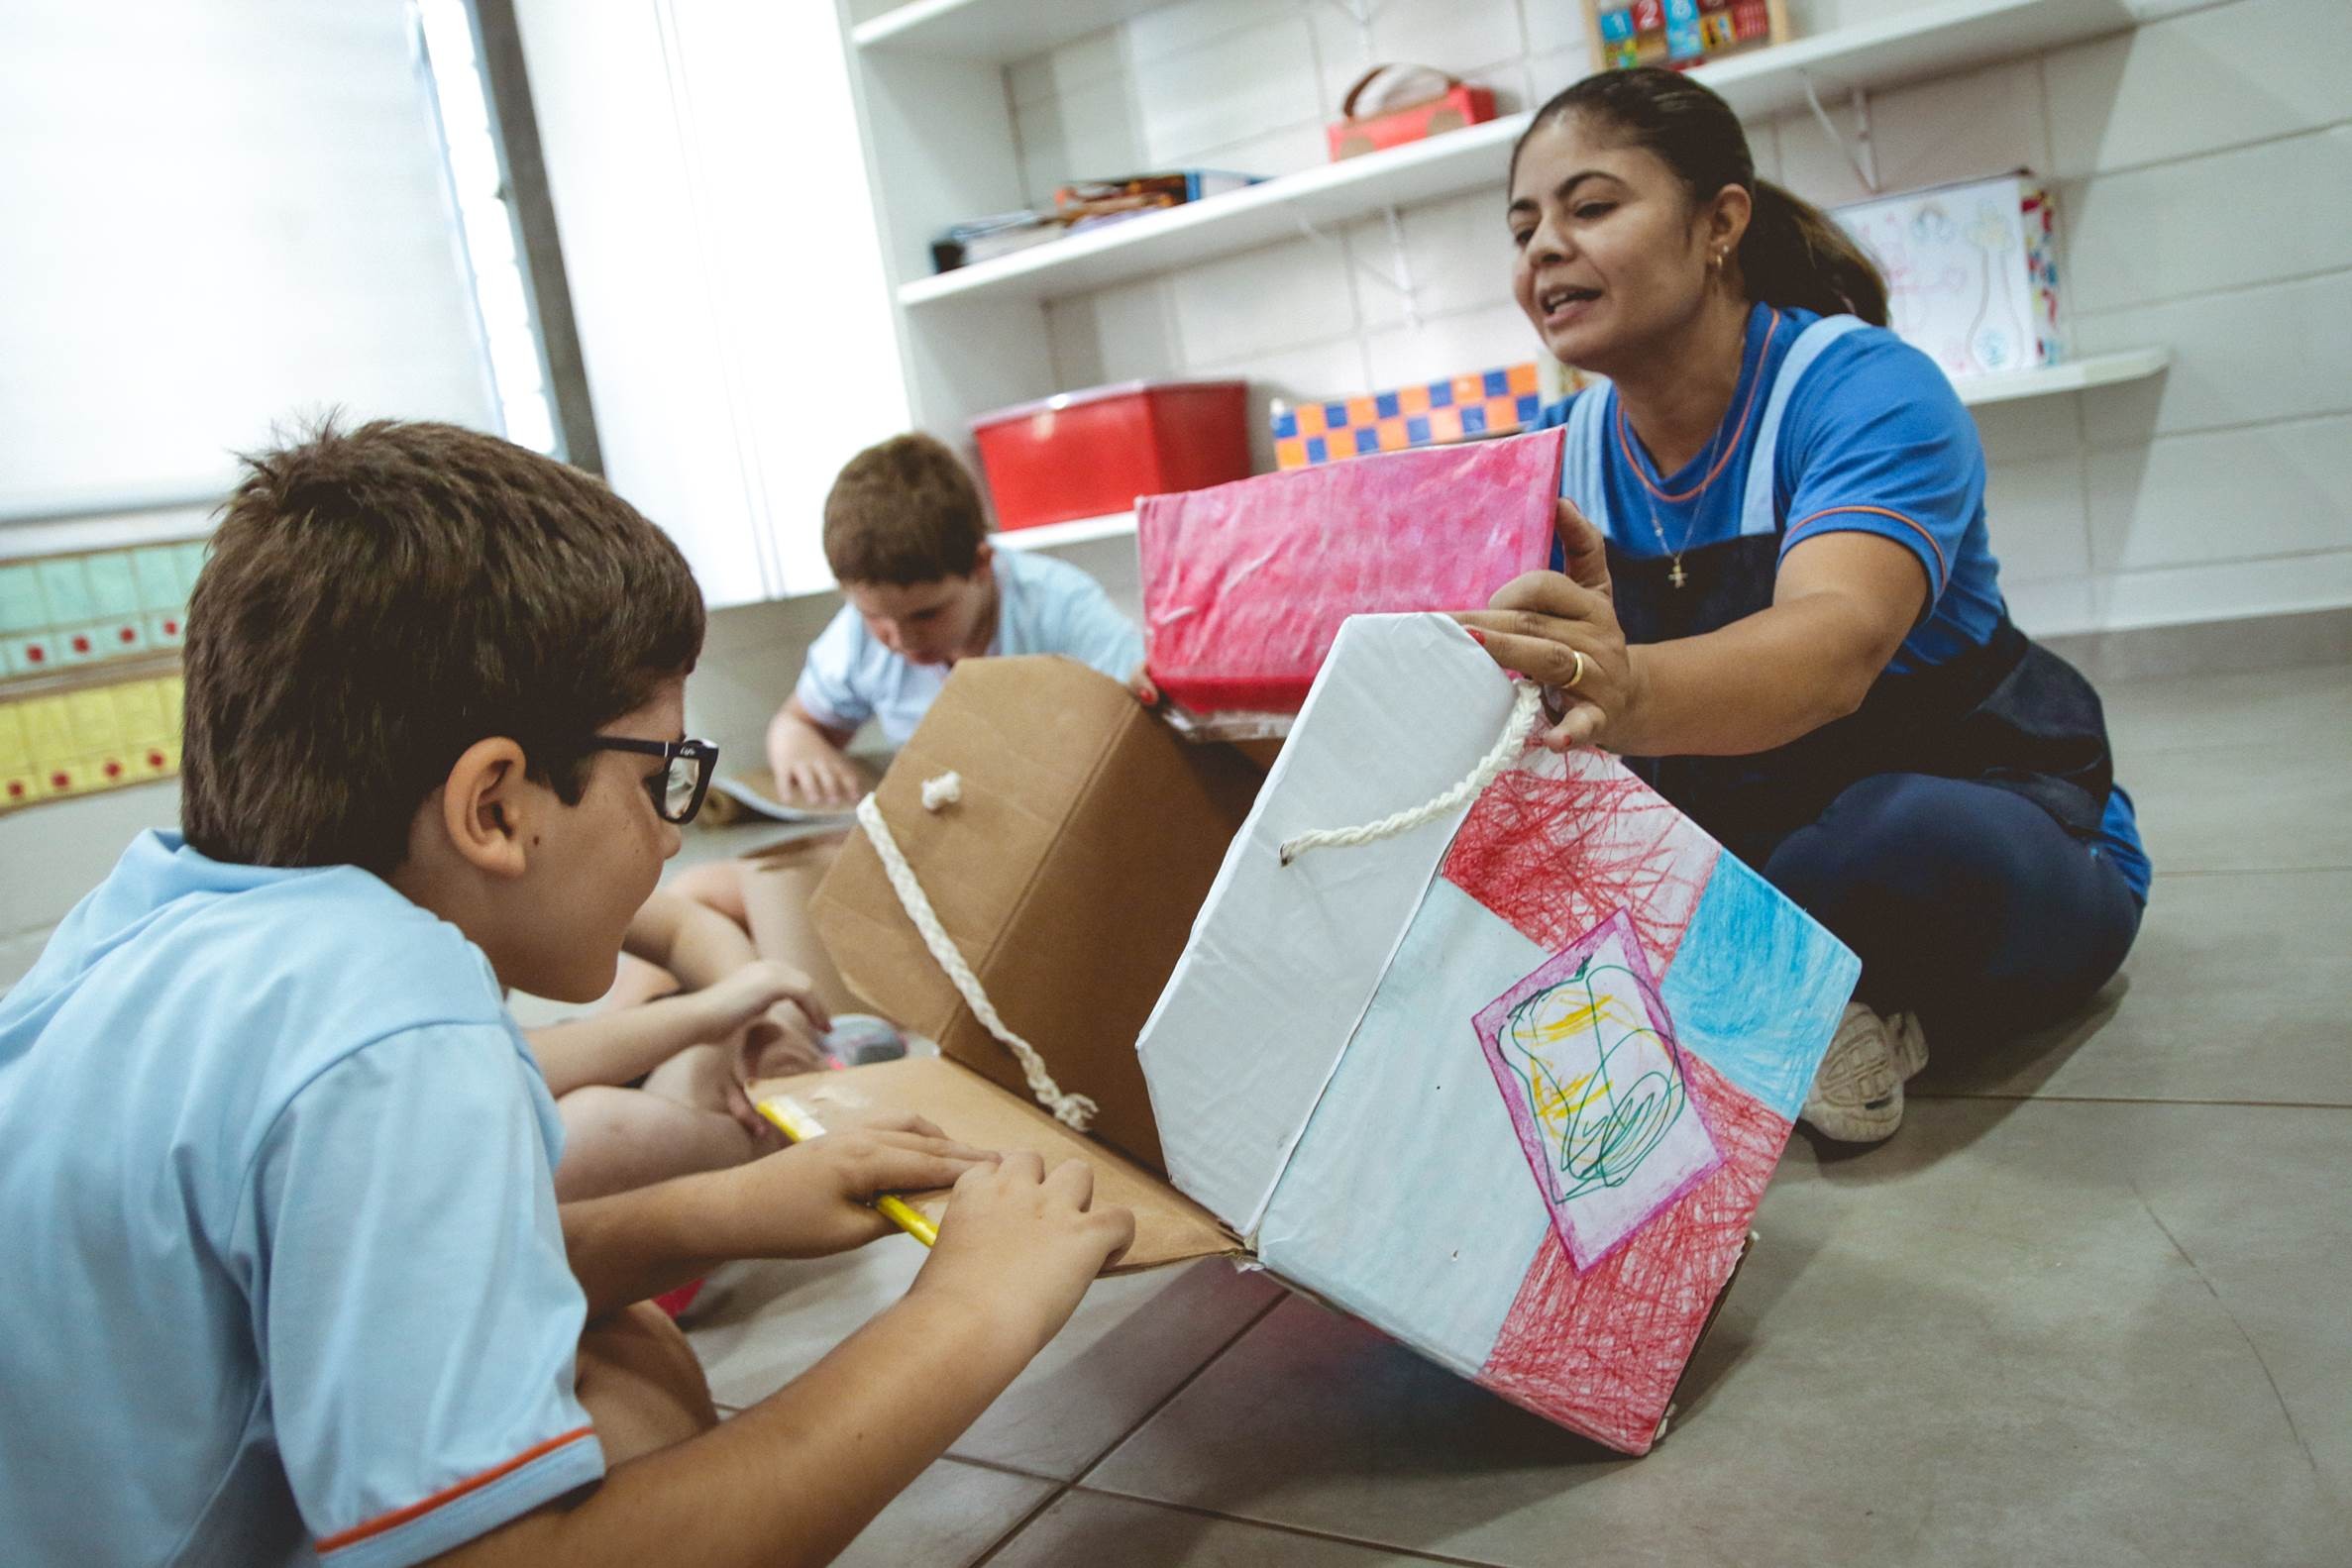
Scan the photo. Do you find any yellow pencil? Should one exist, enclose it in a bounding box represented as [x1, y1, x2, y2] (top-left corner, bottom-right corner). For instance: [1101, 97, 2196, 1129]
[756, 1095, 940, 1247]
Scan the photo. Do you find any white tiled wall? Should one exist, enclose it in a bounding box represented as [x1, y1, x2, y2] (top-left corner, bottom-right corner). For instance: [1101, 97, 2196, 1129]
[14, 0, 2344, 990]
[967, 0, 2352, 644]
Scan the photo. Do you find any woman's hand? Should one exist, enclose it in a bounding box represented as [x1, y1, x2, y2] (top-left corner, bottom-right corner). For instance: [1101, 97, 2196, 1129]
[1455, 497, 1649, 753]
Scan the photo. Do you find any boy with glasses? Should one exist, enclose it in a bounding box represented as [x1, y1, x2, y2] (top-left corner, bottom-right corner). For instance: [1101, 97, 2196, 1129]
[0, 419, 1132, 1566]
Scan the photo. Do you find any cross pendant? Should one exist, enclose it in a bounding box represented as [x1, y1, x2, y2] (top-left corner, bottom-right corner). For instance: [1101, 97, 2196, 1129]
[1668, 560, 1687, 589]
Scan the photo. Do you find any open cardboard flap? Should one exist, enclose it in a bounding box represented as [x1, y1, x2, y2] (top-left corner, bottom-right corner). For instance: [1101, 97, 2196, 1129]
[805, 655, 1264, 1175]
[751, 1056, 1237, 1274]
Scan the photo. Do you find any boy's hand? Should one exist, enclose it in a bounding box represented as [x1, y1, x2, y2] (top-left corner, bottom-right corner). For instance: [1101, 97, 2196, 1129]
[722, 1113, 997, 1258]
[1127, 663, 1161, 708]
[909, 1154, 1134, 1354]
[769, 723, 866, 807]
[698, 959, 830, 1039]
[690, 960, 831, 1089]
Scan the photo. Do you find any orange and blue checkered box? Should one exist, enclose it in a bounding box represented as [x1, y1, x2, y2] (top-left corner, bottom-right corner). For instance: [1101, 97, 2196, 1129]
[1272, 363, 1546, 470]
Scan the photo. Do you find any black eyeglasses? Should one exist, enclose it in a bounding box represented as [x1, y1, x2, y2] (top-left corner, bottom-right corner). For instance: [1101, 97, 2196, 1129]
[582, 736, 720, 824]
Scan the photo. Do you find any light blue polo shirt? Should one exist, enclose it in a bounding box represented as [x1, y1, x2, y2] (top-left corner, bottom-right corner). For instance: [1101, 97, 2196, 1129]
[0, 832, 601, 1566]
[797, 548, 1144, 744]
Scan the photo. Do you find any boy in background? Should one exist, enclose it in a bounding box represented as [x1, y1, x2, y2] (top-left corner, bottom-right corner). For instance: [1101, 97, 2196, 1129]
[0, 420, 1131, 1566]
[774, 430, 1142, 800]
[647, 430, 1143, 1009]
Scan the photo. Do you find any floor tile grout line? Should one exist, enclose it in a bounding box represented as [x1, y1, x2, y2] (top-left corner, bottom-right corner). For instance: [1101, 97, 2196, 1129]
[1062, 1484, 1525, 1568]
[967, 1288, 1290, 1568]
[939, 1453, 1068, 1487]
[1911, 1090, 2352, 1110]
[1064, 1289, 1290, 1491]
[966, 1478, 1076, 1568]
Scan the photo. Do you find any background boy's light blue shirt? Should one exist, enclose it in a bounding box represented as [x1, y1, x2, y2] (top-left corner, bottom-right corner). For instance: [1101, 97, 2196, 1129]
[796, 548, 1144, 744]
[0, 832, 601, 1567]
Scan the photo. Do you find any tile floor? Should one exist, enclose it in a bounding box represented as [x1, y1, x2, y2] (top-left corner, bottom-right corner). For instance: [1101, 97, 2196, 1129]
[685, 660, 2352, 1566]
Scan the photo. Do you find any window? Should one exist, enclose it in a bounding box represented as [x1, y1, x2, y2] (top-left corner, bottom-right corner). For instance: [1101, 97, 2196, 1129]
[417, 0, 560, 457]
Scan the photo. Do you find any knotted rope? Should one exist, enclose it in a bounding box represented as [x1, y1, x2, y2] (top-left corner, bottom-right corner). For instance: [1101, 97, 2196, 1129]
[854, 780, 1098, 1130]
[1277, 681, 1543, 868]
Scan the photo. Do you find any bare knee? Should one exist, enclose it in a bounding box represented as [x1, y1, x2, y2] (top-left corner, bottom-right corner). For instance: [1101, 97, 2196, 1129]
[556, 1086, 761, 1201]
[559, 1086, 652, 1152]
[556, 1088, 679, 1202]
[576, 1302, 718, 1465]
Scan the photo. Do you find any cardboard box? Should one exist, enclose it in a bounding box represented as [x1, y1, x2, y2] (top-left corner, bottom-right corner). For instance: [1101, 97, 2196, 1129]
[754, 1055, 1235, 1274]
[1832, 172, 2065, 379]
[806, 654, 1266, 1174]
[776, 619, 1855, 1455]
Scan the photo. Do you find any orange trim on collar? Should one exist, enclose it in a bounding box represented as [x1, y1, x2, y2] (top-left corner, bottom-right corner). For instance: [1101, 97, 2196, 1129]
[1784, 504, 1950, 585]
[316, 1426, 596, 1554]
[1617, 306, 1782, 503]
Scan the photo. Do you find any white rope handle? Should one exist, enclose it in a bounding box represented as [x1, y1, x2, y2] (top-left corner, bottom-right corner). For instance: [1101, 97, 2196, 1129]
[1277, 681, 1543, 868]
[854, 786, 1099, 1130]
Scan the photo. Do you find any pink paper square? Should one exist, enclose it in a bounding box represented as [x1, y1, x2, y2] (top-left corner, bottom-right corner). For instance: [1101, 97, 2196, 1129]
[1473, 909, 1723, 1273]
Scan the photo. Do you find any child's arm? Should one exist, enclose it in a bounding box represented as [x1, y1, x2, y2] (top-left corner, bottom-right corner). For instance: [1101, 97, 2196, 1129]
[626, 888, 774, 997]
[625, 892, 829, 1077]
[556, 1110, 989, 1313]
[523, 964, 816, 1099]
[434, 1155, 1131, 1568]
[766, 696, 864, 806]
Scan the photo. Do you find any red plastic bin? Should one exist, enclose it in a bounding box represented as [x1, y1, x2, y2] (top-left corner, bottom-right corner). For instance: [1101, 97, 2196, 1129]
[970, 379, 1251, 532]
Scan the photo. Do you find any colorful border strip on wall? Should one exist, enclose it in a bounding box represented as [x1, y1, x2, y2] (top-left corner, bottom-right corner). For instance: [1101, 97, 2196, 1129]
[0, 542, 203, 681]
[0, 672, 184, 811]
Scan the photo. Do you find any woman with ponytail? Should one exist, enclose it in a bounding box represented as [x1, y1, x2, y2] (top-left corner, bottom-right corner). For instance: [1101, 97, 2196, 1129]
[1458, 67, 2146, 1144]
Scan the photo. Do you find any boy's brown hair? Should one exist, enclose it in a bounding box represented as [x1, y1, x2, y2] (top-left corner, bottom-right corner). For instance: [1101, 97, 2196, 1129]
[821, 432, 990, 585]
[180, 418, 705, 876]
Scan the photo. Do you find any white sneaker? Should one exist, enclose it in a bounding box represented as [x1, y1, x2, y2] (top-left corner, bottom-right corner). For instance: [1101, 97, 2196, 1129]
[1801, 1002, 1906, 1144]
[1887, 1009, 1930, 1083]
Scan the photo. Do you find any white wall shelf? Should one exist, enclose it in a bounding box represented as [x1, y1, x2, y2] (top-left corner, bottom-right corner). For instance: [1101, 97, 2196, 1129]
[862, 0, 2131, 72]
[898, 114, 1526, 309]
[980, 350, 2169, 557]
[991, 510, 1138, 551]
[853, 0, 1163, 58]
[1950, 348, 2170, 406]
[892, 0, 2134, 313]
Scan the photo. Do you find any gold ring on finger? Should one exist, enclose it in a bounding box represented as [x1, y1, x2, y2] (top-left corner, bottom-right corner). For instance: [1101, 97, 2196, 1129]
[1565, 649, 1588, 689]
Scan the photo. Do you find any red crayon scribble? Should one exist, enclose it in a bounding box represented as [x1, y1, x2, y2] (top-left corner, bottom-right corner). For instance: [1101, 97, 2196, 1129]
[1443, 754, 1719, 980]
[1478, 1048, 1787, 1454]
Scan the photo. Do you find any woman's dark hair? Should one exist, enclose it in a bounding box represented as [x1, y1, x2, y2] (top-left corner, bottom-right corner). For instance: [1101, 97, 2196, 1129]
[1512, 67, 1888, 328]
